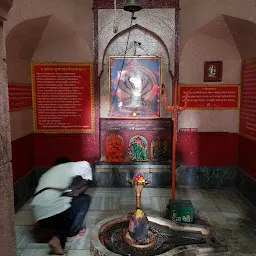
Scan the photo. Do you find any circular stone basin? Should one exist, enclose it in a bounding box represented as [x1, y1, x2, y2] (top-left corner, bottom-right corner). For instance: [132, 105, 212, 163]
[90, 215, 228, 256]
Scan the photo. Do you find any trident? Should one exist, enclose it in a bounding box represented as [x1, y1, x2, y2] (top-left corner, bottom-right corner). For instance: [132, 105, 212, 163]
[163, 80, 189, 200]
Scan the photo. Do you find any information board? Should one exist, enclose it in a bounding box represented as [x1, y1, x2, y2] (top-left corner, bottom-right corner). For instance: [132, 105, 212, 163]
[178, 84, 240, 109]
[8, 84, 32, 111]
[32, 62, 94, 133]
[240, 60, 256, 141]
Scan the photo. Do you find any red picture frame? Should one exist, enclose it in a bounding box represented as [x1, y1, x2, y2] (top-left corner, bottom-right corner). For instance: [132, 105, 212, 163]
[204, 61, 222, 82]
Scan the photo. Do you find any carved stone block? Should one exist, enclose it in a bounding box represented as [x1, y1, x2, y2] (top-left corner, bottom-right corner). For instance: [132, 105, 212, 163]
[0, 162, 16, 255]
[0, 59, 11, 165]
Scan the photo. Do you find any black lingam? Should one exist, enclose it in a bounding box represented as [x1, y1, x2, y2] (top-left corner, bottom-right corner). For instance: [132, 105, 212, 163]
[125, 174, 151, 246]
[128, 209, 149, 241]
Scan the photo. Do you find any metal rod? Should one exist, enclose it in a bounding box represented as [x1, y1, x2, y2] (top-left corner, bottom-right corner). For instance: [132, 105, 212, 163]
[113, 0, 117, 33]
[171, 80, 178, 200]
[136, 194, 140, 209]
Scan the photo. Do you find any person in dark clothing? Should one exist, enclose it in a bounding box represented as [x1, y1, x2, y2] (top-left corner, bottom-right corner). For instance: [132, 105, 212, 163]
[39, 194, 91, 251]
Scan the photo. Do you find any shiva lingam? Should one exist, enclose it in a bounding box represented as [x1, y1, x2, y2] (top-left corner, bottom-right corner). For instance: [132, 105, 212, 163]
[90, 80, 229, 255]
[91, 174, 228, 256]
[123, 174, 156, 248]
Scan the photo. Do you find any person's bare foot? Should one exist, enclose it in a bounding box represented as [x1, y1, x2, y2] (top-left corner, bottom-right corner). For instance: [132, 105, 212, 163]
[48, 236, 65, 255]
[66, 228, 86, 242]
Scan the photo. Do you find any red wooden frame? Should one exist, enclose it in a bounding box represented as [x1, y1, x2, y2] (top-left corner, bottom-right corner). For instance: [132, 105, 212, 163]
[204, 61, 223, 82]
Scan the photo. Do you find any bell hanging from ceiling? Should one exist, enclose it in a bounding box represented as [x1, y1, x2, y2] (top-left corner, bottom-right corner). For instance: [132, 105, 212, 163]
[123, 0, 142, 13]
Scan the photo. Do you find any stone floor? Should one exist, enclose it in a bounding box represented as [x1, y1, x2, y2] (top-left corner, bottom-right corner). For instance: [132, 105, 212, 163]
[15, 187, 256, 256]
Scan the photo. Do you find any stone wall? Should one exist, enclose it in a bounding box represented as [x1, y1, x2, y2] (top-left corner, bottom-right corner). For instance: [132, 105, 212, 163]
[0, 0, 16, 255]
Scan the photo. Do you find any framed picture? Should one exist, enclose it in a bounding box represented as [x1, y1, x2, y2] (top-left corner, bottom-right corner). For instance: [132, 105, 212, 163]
[204, 61, 222, 82]
[109, 56, 162, 118]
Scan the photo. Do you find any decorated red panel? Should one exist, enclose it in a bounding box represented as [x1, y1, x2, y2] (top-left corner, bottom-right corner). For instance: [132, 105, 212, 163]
[32, 63, 94, 133]
[100, 118, 172, 161]
[240, 60, 256, 141]
[105, 133, 124, 162]
[8, 84, 32, 111]
[178, 84, 240, 109]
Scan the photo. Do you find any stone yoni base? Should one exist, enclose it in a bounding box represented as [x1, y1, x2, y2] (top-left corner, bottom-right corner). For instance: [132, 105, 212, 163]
[90, 215, 228, 256]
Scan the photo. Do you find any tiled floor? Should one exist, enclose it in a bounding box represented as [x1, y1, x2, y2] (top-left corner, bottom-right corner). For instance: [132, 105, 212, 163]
[15, 187, 256, 255]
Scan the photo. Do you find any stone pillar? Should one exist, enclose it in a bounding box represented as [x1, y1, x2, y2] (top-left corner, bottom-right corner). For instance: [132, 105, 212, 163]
[0, 1, 16, 256]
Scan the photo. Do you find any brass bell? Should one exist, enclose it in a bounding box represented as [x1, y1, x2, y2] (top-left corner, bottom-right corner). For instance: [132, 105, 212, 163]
[123, 0, 142, 13]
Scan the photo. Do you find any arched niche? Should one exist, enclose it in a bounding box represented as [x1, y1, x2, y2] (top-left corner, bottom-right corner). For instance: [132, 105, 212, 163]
[6, 15, 94, 142]
[178, 14, 256, 134]
[99, 25, 173, 118]
[6, 15, 93, 84]
[180, 14, 241, 85]
[0, 0, 12, 21]
[6, 16, 51, 84]
[180, 14, 256, 84]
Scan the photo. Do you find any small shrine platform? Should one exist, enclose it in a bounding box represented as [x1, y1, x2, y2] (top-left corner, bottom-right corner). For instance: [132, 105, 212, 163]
[93, 161, 172, 187]
[93, 162, 238, 188]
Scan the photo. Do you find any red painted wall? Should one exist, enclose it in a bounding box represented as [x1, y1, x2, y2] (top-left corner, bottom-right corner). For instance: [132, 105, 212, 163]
[33, 134, 100, 167]
[238, 135, 256, 180]
[33, 132, 240, 167]
[177, 132, 239, 166]
[12, 134, 34, 183]
[13, 132, 241, 182]
[12, 132, 100, 181]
